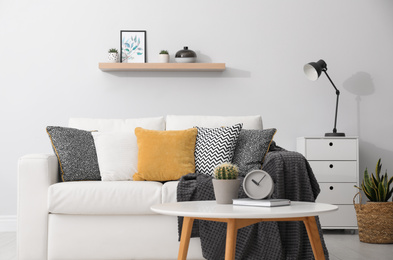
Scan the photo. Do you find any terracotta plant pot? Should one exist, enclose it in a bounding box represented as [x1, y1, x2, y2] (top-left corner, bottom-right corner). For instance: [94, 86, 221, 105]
[212, 179, 241, 204]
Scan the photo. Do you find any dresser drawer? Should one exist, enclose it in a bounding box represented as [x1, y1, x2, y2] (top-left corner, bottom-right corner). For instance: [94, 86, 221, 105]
[316, 183, 356, 204]
[309, 161, 357, 182]
[319, 205, 358, 228]
[305, 139, 357, 160]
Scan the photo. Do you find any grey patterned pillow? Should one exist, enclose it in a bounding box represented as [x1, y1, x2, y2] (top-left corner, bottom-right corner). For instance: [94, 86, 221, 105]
[194, 124, 243, 176]
[232, 128, 277, 177]
[46, 126, 101, 181]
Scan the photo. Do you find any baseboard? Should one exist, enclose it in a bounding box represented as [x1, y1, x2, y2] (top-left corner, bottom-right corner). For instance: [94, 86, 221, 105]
[0, 215, 17, 232]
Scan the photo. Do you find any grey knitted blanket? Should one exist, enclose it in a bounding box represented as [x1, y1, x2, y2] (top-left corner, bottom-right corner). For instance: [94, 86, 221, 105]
[177, 144, 329, 260]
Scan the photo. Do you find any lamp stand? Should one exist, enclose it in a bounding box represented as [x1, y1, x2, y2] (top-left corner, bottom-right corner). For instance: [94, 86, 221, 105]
[323, 70, 345, 137]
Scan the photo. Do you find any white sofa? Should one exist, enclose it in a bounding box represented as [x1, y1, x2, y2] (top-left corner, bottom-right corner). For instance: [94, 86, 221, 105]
[17, 115, 263, 260]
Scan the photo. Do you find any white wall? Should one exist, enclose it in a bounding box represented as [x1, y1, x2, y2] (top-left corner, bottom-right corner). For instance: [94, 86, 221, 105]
[1, 0, 393, 221]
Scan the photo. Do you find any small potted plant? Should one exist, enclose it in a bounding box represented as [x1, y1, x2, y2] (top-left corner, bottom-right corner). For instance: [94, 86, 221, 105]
[212, 162, 241, 204]
[108, 48, 118, 63]
[158, 50, 169, 63]
[354, 159, 393, 243]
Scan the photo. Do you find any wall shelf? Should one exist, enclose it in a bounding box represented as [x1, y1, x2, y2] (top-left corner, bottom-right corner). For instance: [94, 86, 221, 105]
[98, 62, 226, 72]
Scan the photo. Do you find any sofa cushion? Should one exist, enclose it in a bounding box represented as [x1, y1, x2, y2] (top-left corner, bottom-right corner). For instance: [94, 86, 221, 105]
[46, 126, 101, 182]
[194, 124, 243, 176]
[48, 181, 162, 215]
[91, 132, 137, 181]
[133, 128, 198, 181]
[232, 128, 277, 177]
[166, 115, 262, 130]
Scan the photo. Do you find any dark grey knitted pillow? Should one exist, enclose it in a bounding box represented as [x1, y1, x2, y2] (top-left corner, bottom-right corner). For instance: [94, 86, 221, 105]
[232, 128, 277, 177]
[46, 126, 101, 182]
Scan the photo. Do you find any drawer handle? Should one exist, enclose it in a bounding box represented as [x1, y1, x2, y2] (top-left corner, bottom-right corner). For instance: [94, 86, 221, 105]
[329, 164, 334, 168]
[329, 186, 334, 190]
[329, 142, 333, 146]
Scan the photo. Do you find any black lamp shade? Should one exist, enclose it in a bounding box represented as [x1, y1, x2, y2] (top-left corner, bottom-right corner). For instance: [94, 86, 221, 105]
[303, 59, 327, 81]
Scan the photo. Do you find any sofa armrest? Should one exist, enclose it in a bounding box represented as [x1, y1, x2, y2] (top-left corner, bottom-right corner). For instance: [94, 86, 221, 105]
[17, 154, 59, 260]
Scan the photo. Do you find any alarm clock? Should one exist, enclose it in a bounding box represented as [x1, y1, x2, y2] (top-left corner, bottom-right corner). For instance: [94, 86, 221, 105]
[243, 169, 274, 199]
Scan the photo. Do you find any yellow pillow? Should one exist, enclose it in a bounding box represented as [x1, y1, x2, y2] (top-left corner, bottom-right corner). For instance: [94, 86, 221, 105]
[133, 127, 198, 181]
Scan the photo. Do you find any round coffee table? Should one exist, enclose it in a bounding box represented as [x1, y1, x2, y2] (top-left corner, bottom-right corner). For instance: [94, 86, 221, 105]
[151, 201, 337, 260]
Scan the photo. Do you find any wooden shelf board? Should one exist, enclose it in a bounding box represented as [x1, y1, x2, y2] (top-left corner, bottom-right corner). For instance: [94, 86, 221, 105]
[98, 62, 226, 72]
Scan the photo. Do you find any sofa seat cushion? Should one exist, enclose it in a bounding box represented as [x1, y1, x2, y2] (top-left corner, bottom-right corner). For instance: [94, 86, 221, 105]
[48, 181, 163, 215]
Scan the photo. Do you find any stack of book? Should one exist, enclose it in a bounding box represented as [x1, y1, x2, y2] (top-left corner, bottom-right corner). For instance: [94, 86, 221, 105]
[233, 198, 291, 207]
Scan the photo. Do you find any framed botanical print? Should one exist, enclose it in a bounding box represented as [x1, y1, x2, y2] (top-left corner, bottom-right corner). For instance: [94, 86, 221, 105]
[120, 30, 146, 63]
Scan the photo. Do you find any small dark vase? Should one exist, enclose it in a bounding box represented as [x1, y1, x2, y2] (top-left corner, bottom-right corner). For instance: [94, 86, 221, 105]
[175, 46, 197, 63]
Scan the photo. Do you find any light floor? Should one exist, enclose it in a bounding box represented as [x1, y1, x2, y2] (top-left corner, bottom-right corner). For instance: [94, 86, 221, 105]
[1, 231, 392, 260]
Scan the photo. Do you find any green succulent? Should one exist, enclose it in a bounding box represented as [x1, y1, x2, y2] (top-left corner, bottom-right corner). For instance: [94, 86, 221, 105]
[159, 50, 169, 54]
[214, 162, 239, 180]
[108, 48, 118, 53]
[355, 159, 393, 202]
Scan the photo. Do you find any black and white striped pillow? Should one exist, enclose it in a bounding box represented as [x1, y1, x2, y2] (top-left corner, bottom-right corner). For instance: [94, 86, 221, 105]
[194, 124, 243, 176]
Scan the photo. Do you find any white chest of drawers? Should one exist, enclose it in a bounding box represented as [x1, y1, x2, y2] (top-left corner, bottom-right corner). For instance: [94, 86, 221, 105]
[297, 137, 359, 229]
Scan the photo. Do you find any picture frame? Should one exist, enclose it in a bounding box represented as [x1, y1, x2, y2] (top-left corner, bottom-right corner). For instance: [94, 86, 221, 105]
[120, 30, 146, 63]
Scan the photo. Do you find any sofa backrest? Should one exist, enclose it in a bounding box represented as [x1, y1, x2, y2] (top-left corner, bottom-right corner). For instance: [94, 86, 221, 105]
[68, 115, 263, 131]
[68, 117, 166, 132]
[166, 115, 262, 130]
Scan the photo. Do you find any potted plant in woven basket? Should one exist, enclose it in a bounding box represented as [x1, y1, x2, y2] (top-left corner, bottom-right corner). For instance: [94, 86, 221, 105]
[212, 162, 241, 204]
[354, 158, 393, 243]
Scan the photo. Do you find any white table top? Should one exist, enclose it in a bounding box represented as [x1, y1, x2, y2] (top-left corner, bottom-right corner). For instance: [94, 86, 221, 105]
[151, 201, 338, 219]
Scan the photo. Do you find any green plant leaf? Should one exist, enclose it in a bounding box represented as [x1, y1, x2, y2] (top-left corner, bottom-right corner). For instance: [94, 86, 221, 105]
[364, 168, 372, 187]
[362, 182, 373, 201]
[387, 174, 393, 187]
[387, 189, 393, 201]
[378, 181, 385, 201]
[376, 158, 382, 182]
[371, 174, 379, 188]
[366, 179, 378, 201]
[383, 175, 388, 201]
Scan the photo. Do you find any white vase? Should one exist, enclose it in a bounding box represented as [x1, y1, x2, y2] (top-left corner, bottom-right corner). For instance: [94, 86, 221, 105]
[108, 53, 118, 63]
[158, 54, 169, 63]
[212, 179, 241, 204]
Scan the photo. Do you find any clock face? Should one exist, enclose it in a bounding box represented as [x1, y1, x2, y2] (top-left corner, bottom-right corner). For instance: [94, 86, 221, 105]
[243, 170, 274, 199]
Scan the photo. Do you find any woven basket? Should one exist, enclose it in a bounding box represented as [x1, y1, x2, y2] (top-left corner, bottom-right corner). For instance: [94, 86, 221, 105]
[353, 192, 393, 244]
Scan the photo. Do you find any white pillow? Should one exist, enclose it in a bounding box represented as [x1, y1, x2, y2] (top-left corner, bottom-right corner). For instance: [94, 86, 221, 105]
[92, 132, 137, 181]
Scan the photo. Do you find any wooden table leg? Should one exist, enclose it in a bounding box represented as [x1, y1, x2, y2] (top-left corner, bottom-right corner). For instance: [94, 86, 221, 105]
[302, 216, 325, 260]
[225, 219, 238, 260]
[178, 217, 194, 260]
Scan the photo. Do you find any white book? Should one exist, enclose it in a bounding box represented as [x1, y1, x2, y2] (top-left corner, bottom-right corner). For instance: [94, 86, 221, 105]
[233, 198, 291, 207]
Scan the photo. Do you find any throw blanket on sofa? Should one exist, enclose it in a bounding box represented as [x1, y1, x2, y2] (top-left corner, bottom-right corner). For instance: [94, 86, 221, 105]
[177, 144, 329, 260]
